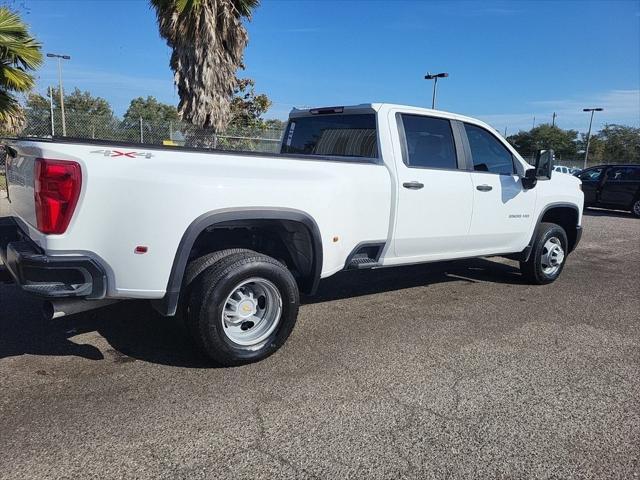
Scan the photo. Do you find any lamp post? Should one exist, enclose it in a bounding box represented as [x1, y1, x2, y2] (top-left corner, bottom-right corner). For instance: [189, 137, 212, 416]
[582, 107, 603, 169]
[46, 53, 71, 136]
[48, 85, 55, 136]
[424, 72, 449, 109]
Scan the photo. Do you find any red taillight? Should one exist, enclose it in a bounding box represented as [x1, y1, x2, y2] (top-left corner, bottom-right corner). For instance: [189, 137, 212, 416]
[34, 158, 82, 234]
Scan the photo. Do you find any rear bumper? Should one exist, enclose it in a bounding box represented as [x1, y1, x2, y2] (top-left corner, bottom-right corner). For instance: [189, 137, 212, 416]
[0, 217, 106, 298]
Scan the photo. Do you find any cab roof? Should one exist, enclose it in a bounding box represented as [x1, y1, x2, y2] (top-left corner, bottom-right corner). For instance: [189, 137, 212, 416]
[289, 103, 494, 131]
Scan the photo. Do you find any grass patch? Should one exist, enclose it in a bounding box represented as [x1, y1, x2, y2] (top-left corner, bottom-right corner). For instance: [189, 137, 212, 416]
[0, 172, 5, 191]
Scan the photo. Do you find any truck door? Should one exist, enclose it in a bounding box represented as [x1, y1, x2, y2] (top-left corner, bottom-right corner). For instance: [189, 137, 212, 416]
[463, 123, 536, 253]
[578, 167, 605, 205]
[391, 113, 474, 259]
[598, 166, 640, 208]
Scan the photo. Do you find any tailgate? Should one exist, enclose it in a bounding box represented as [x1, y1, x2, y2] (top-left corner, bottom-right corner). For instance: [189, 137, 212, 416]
[4, 146, 37, 227]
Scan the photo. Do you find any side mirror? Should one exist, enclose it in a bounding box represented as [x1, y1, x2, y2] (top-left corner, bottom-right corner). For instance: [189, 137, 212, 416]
[535, 149, 554, 180]
[522, 168, 537, 190]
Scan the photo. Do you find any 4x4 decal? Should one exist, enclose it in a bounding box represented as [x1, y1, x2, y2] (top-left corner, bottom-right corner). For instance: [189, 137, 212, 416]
[90, 149, 154, 159]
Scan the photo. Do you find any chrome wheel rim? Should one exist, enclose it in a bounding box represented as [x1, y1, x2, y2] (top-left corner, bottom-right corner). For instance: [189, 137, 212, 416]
[633, 200, 640, 216]
[541, 237, 565, 276]
[221, 277, 282, 347]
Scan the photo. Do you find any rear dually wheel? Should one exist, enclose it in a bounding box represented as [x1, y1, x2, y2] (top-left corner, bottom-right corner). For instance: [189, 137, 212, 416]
[185, 250, 299, 366]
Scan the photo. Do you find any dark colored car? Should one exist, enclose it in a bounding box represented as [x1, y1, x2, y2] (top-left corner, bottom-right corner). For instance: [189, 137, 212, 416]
[577, 164, 640, 217]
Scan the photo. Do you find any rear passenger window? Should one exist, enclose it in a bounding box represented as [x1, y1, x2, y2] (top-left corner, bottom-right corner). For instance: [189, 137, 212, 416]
[607, 166, 640, 181]
[629, 167, 640, 180]
[464, 123, 515, 175]
[400, 114, 458, 169]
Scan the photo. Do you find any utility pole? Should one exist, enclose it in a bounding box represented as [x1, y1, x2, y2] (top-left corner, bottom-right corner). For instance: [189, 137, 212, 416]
[582, 107, 603, 169]
[532, 116, 536, 129]
[48, 85, 55, 137]
[46, 53, 71, 136]
[139, 117, 144, 143]
[504, 126, 507, 138]
[552, 112, 557, 127]
[424, 72, 449, 109]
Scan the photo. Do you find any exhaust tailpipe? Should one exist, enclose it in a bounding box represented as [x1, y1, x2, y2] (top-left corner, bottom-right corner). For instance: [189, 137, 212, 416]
[43, 298, 121, 320]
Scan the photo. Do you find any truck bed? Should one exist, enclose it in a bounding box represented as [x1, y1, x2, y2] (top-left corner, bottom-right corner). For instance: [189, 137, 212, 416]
[5, 136, 379, 165]
[3, 135, 392, 300]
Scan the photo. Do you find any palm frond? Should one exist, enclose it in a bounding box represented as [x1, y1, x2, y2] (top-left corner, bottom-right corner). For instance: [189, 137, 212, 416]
[0, 63, 36, 91]
[0, 7, 42, 131]
[0, 9, 42, 71]
[0, 90, 25, 134]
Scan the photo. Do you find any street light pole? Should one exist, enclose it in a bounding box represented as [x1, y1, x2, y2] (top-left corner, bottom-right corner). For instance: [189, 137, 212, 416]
[424, 72, 449, 109]
[582, 107, 603, 169]
[48, 85, 55, 136]
[46, 53, 71, 136]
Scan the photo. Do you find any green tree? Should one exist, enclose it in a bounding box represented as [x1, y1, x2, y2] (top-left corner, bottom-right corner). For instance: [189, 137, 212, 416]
[123, 96, 178, 124]
[25, 87, 113, 117]
[23, 87, 115, 138]
[507, 124, 578, 160]
[264, 118, 286, 130]
[150, 0, 259, 130]
[593, 124, 640, 164]
[0, 7, 42, 134]
[229, 78, 271, 128]
[121, 96, 179, 144]
[577, 133, 605, 165]
[214, 78, 276, 151]
[22, 90, 50, 134]
[63, 87, 113, 117]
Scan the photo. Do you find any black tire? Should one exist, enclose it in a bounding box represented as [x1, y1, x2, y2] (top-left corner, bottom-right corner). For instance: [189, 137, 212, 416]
[519, 222, 568, 285]
[184, 248, 254, 287]
[631, 198, 640, 218]
[174, 249, 254, 333]
[186, 250, 299, 366]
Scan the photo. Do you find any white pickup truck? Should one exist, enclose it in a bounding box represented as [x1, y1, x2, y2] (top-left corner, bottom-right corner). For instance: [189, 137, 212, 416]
[1, 103, 583, 365]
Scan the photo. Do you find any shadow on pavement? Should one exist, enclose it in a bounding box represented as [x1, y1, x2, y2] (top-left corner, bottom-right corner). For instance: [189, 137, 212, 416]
[304, 257, 523, 304]
[0, 287, 215, 367]
[0, 257, 522, 367]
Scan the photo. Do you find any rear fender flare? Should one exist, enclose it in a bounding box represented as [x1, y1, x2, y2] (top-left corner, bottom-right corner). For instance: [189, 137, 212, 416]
[153, 208, 323, 316]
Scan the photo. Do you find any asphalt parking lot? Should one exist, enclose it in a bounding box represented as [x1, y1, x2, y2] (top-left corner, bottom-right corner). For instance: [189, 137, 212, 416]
[1, 194, 639, 479]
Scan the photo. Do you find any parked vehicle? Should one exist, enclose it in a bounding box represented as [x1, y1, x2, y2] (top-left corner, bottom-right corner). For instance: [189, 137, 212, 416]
[1, 103, 584, 365]
[553, 165, 572, 175]
[578, 164, 640, 217]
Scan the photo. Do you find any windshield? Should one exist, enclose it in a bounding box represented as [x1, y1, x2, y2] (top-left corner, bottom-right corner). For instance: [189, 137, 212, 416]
[281, 114, 378, 159]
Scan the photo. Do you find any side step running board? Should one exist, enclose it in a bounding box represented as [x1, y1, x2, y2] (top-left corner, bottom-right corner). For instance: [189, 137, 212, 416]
[347, 257, 380, 270]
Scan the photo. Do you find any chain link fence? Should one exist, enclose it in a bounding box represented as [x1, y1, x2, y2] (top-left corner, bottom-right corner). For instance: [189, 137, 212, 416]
[21, 110, 286, 154]
[6, 111, 633, 172]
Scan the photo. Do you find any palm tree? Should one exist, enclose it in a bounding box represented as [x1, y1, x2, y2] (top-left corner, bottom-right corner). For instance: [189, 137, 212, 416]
[150, 0, 259, 131]
[0, 7, 42, 134]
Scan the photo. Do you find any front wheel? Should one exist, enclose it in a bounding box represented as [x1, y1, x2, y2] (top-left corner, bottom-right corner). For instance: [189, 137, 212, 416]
[186, 250, 299, 366]
[520, 222, 568, 284]
[631, 198, 640, 218]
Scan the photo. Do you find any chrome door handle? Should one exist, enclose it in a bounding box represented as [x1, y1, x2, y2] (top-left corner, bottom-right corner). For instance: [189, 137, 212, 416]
[403, 181, 424, 190]
[476, 184, 493, 192]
